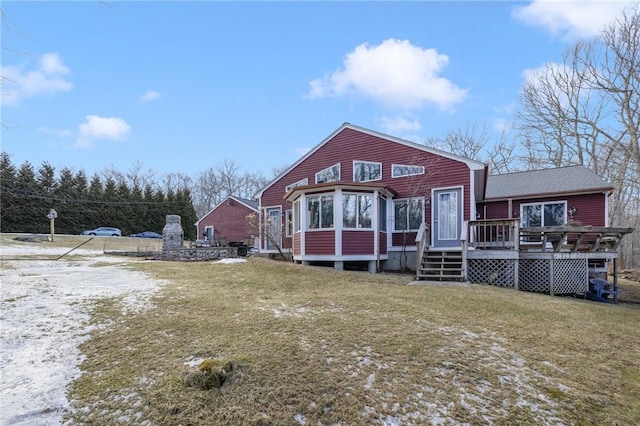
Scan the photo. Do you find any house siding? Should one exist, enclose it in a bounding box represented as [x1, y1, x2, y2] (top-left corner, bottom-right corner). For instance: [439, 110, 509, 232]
[260, 127, 474, 250]
[197, 201, 256, 243]
[379, 232, 387, 255]
[305, 231, 335, 255]
[482, 193, 607, 226]
[293, 233, 301, 255]
[342, 230, 375, 255]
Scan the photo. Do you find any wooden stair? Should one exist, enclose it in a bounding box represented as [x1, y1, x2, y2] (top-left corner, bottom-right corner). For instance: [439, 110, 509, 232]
[417, 250, 464, 281]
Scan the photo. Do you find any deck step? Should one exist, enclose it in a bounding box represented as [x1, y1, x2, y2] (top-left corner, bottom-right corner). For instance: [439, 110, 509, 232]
[418, 249, 464, 281]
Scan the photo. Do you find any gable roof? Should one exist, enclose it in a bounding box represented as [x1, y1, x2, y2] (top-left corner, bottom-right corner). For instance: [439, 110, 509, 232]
[255, 122, 486, 199]
[484, 165, 613, 201]
[195, 195, 259, 225]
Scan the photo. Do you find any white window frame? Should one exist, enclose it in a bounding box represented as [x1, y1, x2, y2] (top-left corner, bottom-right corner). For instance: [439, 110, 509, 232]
[520, 200, 568, 228]
[342, 192, 374, 230]
[315, 163, 340, 184]
[392, 164, 425, 178]
[393, 197, 425, 233]
[307, 193, 334, 230]
[285, 177, 308, 193]
[353, 160, 382, 183]
[285, 210, 293, 237]
[293, 200, 301, 233]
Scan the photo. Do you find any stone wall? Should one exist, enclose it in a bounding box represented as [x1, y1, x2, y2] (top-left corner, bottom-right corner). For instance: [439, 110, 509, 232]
[155, 247, 237, 261]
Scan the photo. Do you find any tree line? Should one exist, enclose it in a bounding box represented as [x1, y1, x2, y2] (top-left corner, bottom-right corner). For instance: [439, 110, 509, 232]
[0, 153, 198, 240]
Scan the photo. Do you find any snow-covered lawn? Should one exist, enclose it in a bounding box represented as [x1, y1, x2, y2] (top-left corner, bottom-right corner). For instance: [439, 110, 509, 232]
[0, 242, 167, 426]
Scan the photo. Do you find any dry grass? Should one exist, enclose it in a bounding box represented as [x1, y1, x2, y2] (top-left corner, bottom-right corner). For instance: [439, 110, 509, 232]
[3, 233, 638, 425]
[61, 256, 640, 425]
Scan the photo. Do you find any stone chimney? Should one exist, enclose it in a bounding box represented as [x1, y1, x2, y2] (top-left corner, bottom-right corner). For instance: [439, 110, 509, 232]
[162, 215, 184, 250]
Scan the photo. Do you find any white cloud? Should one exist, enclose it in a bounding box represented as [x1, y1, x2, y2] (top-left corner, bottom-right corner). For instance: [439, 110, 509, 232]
[307, 39, 467, 110]
[512, 1, 634, 39]
[294, 147, 311, 157]
[1, 52, 72, 106]
[140, 90, 162, 102]
[379, 116, 422, 135]
[75, 115, 131, 149]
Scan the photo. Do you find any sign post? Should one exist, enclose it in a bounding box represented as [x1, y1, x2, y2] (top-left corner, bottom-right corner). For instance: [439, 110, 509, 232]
[47, 209, 58, 241]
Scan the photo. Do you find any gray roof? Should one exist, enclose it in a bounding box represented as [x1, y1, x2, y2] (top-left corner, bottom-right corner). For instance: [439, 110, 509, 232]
[485, 165, 613, 200]
[234, 196, 259, 211]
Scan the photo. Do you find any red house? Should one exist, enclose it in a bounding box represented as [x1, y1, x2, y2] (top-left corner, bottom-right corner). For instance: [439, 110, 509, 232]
[195, 196, 259, 246]
[256, 122, 486, 272]
[255, 123, 632, 298]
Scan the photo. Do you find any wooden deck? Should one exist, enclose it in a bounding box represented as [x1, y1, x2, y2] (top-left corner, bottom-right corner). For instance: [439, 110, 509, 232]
[416, 219, 634, 297]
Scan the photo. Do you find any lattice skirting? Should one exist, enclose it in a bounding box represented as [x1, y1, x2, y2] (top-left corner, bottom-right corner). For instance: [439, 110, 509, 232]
[519, 258, 588, 295]
[468, 259, 516, 287]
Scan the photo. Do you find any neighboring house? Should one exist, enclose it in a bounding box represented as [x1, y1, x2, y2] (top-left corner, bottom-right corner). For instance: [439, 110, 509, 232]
[195, 196, 259, 246]
[254, 122, 632, 298]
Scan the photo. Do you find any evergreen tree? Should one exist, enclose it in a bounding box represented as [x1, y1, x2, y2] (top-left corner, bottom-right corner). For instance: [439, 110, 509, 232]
[0, 152, 18, 232]
[54, 167, 78, 234]
[15, 161, 41, 233]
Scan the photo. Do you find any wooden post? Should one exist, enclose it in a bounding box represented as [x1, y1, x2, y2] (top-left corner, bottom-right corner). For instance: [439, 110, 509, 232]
[50, 217, 55, 242]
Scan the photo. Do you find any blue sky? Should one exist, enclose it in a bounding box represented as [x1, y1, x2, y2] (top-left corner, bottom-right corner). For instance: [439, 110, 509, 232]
[1, 1, 636, 179]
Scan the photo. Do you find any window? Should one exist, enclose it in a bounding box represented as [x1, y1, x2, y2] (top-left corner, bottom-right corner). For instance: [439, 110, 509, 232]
[521, 202, 566, 227]
[343, 194, 373, 229]
[285, 210, 292, 237]
[379, 197, 387, 232]
[394, 199, 424, 232]
[307, 194, 334, 229]
[293, 200, 301, 232]
[315, 163, 340, 184]
[392, 164, 425, 178]
[285, 178, 308, 193]
[353, 161, 382, 182]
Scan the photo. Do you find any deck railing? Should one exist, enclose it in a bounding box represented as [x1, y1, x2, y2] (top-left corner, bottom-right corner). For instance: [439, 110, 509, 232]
[467, 219, 520, 251]
[415, 222, 431, 273]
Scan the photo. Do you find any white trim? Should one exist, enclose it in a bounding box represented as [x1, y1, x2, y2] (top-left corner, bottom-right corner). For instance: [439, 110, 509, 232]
[335, 189, 343, 256]
[285, 210, 292, 237]
[315, 162, 341, 184]
[254, 122, 486, 199]
[519, 200, 568, 227]
[431, 185, 464, 247]
[342, 192, 375, 230]
[285, 177, 309, 193]
[264, 205, 283, 251]
[353, 160, 382, 183]
[392, 197, 426, 233]
[391, 163, 425, 178]
[604, 191, 610, 226]
[195, 195, 258, 226]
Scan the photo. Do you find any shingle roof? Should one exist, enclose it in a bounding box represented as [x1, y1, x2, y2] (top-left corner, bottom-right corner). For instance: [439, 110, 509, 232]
[234, 196, 259, 211]
[485, 165, 613, 200]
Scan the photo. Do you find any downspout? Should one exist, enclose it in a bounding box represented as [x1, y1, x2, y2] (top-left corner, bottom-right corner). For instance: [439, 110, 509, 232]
[376, 190, 381, 272]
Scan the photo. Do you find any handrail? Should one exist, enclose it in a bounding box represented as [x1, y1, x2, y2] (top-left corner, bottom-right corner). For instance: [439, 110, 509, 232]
[415, 223, 430, 276]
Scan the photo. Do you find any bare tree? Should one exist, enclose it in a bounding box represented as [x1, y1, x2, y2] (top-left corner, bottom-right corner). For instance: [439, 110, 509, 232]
[514, 4, 640, 267]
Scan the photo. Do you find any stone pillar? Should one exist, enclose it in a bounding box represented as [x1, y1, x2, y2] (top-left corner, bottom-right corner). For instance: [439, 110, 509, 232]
[163, 215, 184, 250]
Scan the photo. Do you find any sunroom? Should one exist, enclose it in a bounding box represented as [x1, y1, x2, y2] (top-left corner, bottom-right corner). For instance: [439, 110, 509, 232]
[284, 182, 397, 273]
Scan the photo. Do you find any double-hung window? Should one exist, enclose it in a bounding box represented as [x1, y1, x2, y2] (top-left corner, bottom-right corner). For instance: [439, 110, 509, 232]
[343, 193, 373, 229]
[307, 194, 334, 229]
[393, 198, 424, 232]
